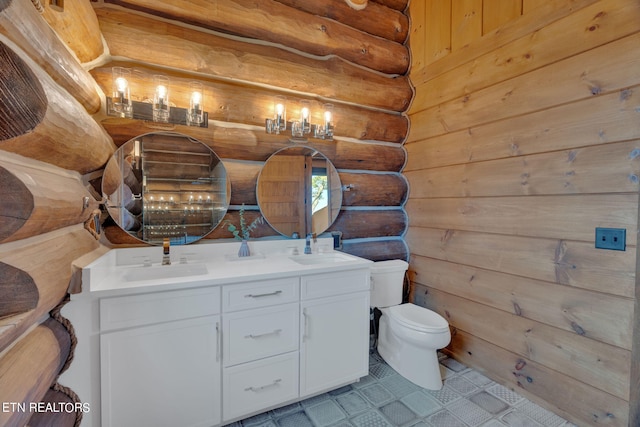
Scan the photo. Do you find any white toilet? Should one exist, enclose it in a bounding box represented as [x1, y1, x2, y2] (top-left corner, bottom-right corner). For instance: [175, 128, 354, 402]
[370, 260, 451, 390]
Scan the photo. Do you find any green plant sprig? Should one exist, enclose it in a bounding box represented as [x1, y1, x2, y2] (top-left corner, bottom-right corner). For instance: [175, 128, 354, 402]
[224, 205, 264, 241]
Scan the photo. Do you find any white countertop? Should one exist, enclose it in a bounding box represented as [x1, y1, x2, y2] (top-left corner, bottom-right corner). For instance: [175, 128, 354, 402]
[81, 238, 373, 297]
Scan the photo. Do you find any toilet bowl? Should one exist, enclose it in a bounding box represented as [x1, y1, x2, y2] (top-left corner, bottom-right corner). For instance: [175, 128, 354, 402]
[370, 260, 451, 390]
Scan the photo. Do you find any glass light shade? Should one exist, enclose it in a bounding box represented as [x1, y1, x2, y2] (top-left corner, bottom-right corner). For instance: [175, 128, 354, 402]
[187, 81, 204, 126]
[274, 95, 286, 133]
[153, 75, 170, 123]
[300, 100, 311, 134]
[110, 67, 132, 118]
[321, 103, 334, 139]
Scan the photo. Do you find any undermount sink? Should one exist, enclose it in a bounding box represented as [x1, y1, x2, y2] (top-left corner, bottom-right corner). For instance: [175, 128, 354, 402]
[288, 253, 354, 265]
[122, 263, 209, 282]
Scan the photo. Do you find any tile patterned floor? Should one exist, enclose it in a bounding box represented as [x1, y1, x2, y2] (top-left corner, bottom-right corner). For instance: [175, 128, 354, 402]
[224, 351, 577, 427]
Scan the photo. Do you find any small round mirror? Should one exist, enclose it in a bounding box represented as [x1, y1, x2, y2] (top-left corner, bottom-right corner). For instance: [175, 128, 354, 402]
[103, 132, 230, 245]
[257, 145, 342, 237]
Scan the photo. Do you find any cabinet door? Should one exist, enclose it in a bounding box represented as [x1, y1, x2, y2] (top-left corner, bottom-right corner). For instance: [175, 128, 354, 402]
[299, 292, 370, 397]
[100, 315, 221, 427]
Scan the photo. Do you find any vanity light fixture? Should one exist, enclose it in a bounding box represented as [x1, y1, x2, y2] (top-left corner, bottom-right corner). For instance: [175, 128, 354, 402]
[187, 82, 204, 127]
[314, 103, 334, 140]
[265, 95, 287, 134]
[108, 67, 133, 118]
[153, 75, 170, 123]
[106, 67, 209, 128]
[265, 97, 334, 140]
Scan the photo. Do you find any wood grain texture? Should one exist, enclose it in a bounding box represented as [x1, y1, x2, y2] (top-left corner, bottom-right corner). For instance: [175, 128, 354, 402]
[406, 226, 635, 298]
[100, 119, 406, 172]
[0, 159, 100, 243]
[104, 0, 409, 74]
[406, 87, 640, 169]
[409, 0, 601, 87]
[274, 0, 409, 43]
[406, 194, 638, 245]
[371, 0, 408, 12]
[482, 0, 522, 34]
[408, 1, 640, 420]
[329, 209, 406, 239]
[0, 318, 71, 427]
[0, 41, 46, 141]
[0, 43, 115, 174]
[94, 7, 412, 112]
[412, 0, 640, 114]
[0, 227, 100, 352]
[341, 238, 407, 261]
[0, 0, 101, 112]
[40, 0, 103, 63]
[0, 261, 38, 319]
[443, 330, 629, 426]
[451, 0, 482, 51]
[411, 256, 633, 350]
[411, 32, 640, 140]
[414, 285, 630, 400]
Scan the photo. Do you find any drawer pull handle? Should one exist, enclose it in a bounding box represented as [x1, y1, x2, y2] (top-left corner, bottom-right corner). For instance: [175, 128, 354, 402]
[245, 329, 282, 339]
[244, 378, 282, 392]
[244, 290, 283, 298]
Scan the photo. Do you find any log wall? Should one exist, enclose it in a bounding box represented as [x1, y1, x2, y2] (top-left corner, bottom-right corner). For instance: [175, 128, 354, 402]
[0, 1, 411, 425]
[407, 0, 640, 425]
[89, 0, 411, 259]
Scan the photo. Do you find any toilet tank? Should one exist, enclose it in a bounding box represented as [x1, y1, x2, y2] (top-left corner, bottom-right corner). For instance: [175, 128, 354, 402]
[370, 260, 409, 308]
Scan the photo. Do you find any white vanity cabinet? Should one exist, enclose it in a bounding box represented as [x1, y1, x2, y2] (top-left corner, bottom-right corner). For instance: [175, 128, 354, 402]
[98, 287, 222, 427]
[299, 269, 370, 397]
[62, 242, 374, 427]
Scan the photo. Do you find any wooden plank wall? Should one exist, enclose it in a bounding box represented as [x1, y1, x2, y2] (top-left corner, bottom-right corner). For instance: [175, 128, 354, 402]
[406, 0, 640, 425]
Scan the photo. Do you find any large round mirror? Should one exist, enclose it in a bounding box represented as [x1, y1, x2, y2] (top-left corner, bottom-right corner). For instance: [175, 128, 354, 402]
[103, 132, 230, 245]
[257, 145, 342, 237]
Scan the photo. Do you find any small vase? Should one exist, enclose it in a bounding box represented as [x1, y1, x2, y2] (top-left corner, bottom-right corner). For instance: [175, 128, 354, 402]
[238, 239, 250, 257]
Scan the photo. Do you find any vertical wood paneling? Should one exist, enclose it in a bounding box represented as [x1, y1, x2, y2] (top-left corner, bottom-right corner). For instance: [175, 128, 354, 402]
[482, 0, 523, 34]
[407, 0, 640, 424]
[523, 0, 549, 14]
[423, 0, 452, 66]
[451, 0, 482, 51]
[412, 0, 640, 115]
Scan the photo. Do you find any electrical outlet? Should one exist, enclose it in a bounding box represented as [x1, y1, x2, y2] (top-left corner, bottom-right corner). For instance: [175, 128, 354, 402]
[595, 228, 626, 251]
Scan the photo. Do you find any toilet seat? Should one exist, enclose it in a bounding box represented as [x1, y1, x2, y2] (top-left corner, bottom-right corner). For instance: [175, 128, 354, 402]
[385, 303, 449, 333]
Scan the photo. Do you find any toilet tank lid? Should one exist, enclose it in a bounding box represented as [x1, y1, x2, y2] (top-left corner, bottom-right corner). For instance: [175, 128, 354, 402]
[371, 259, 409, 273]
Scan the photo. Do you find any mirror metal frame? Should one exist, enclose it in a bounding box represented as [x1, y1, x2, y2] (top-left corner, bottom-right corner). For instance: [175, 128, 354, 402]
[102, 131, 230, 245]
[256, 145, 342, 238]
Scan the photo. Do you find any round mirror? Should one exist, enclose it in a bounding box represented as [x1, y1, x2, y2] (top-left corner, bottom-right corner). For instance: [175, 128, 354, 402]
[103, 132, 230, 245]
[257, 145, 342, 237]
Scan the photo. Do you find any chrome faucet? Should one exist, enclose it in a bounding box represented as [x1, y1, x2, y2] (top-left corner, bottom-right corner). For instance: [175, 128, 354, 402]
[304, 233, 316, 254]
[162, 238, 171, 265]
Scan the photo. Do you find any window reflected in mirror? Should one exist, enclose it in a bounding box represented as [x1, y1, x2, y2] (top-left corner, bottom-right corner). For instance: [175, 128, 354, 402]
[257, 145, 341, 237]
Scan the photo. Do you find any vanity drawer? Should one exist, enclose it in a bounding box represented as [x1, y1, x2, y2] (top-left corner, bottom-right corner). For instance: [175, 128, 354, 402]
[300, 269, 370, 300]
[100, 287, 220, 331]
[222, 277, 299, 312]
[223, 352, 299, 422]
[223, 303, 299, 367]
